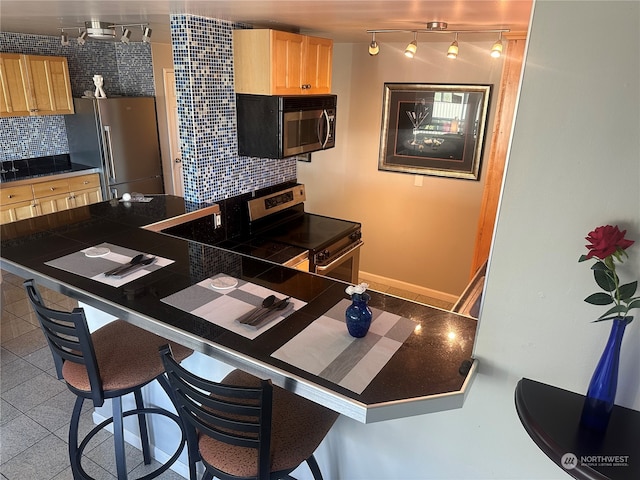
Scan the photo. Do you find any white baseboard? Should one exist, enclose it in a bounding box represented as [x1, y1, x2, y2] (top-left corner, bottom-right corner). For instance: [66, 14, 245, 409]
[358, 271, 459, 304]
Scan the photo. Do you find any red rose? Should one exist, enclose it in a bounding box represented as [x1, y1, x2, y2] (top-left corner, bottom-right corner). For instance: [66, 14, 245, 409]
[584, 225, 635, 259]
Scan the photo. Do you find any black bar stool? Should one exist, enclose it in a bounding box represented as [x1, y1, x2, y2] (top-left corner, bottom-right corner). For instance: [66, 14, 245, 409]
[160, 344, 339, 480]
[24, 279, 193, 479]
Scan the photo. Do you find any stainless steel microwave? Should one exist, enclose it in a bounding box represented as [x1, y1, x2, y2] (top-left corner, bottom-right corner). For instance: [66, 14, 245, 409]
[236, 94, 336, 159]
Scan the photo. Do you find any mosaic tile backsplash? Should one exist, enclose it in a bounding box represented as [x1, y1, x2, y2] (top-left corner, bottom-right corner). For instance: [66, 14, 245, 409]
[0, 31, 154, 162]
[3, 20, 297, 201]
[170, 15, 296, 205]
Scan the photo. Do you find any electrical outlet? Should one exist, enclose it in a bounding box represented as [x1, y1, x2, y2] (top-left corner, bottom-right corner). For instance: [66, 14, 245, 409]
[214, 213, 222, 228]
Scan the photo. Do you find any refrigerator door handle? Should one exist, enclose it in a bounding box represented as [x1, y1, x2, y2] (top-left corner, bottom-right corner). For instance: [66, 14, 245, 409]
[103, 125, 117, 180]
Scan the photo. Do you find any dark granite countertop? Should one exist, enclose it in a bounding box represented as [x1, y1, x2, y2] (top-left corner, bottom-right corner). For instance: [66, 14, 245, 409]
[0, 154, 99, 185]
[0, 195, 478, 423]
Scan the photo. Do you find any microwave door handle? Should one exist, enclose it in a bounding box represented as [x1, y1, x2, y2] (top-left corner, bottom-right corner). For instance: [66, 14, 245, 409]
[320, 110, 331, 148]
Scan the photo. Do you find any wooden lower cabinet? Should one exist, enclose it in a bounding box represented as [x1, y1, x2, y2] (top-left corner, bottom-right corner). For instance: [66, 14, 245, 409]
[0, 173, 102, 225]
[0, 199, 38, 224]
[70, 187, 102, 207]
[37, 192, 73, 215]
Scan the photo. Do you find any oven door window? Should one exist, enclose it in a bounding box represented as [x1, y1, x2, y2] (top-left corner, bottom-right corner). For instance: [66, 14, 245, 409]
[315, 246, 360, 284]
[319, 256, 355, 283]
[283, 110, 322, 156]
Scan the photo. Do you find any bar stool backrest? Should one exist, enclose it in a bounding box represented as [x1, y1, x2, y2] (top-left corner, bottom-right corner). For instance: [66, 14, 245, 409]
[160, 344, 274, 480]
[24, 280, 105, 406]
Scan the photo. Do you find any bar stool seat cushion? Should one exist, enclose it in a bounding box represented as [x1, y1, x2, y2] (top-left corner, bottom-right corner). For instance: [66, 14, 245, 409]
[198, 369, 339, 477]
[63, 319, 192, 393]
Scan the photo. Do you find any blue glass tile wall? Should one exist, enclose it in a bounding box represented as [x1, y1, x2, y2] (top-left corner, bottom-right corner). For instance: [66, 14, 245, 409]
[1, 117, 69, 161]
[0, 31, 154, 161]
[170, 15, 296, 204]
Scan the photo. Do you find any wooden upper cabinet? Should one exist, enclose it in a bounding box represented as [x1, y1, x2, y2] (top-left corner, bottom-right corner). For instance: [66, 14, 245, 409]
[0, 53, 74, 117]
[0, 53, 31, 116]
[233, 29, 333, 95]
[303, 35, 332, 94]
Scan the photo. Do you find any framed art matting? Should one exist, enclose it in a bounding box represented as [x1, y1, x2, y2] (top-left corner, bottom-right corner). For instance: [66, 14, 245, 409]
[378, 83, 491, 180]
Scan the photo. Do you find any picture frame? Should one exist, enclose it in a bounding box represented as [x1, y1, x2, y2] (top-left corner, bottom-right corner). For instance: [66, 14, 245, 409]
[378, 83, 491, 180]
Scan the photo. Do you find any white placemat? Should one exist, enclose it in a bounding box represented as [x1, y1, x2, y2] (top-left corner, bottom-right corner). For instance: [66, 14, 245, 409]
[161, 274, 306, 340]
[45, 242, 174, 287]
[271, 299, 416, 394]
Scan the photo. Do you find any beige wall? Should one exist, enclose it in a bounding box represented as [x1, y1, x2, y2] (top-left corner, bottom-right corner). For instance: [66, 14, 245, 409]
[151, 42, 176, 194]
[298, 40, 505, 298]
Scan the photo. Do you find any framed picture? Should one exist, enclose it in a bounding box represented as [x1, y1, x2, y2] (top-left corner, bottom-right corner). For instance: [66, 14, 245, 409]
[378, 83, 491, 180]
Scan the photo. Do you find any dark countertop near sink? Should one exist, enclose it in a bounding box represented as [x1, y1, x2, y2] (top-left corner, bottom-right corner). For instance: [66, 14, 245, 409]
[0, 154, 99, 185]
[0, 195, 478, 423]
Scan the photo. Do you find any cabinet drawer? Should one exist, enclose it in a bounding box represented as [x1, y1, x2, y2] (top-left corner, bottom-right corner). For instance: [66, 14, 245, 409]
[68, 174, 100, 192]
[0, 184, 33, 205]
[32, 179, 69, 198]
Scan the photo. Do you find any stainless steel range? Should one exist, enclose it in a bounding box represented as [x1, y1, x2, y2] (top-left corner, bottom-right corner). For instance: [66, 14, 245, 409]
[245, 184, 363, 283]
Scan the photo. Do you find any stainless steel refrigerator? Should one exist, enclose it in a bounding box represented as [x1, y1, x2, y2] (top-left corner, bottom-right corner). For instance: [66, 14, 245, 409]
[65, 97, 164, 200]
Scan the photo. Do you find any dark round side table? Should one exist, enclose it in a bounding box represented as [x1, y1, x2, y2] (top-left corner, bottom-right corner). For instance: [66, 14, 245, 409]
[515, 378, 639, 480]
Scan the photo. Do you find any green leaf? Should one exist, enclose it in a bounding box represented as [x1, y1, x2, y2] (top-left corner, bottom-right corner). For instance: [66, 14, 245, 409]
[590, 261, 608, 271]
[626, 298, 640, 310]
[597, 304, 627, 319]
[618, 281, 638, 300]
[578, 254, 589, 262]
[584, 292, 614, 305]
[593, 269, 616, 292]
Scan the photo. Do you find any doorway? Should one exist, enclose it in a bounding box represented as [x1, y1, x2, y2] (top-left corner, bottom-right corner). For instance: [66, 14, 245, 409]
[163, 68, 184, 197]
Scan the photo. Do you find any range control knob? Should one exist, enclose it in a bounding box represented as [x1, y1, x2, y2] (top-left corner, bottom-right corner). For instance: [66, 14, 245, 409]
[349, 231, 362, 241]
[316, 250, 331, 262]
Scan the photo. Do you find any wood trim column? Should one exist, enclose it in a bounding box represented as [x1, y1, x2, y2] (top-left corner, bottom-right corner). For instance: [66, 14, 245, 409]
[470, 34, 527, 277]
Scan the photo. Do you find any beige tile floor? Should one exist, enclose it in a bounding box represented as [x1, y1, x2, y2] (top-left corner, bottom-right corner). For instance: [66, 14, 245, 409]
[0, 270, 184, 480]
[0, 269, 451, 479]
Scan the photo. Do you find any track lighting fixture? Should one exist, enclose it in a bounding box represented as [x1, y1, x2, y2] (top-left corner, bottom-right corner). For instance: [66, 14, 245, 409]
[58, 21, 150, 45]
[366, 22, 509, 59]
[447, 33, 459, 59]
[142, 27, 152, 43]
[121, 28, 132, 44]
[404, 32, 418, 58]
[368, 32, 379, 56]
[491, 33, 503, 58]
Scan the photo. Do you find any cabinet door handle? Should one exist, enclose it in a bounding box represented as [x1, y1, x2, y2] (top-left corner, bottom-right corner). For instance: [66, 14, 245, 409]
[7, 194, 14, 199]
[50, 187, 56, 191]
[83, 181, 89, 184]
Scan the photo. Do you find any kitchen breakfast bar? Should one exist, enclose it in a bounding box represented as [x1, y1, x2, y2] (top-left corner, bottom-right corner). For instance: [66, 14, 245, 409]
[0, 195, 477, 426]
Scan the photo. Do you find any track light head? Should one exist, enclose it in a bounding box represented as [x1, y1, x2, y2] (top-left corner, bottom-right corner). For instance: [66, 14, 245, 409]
[60, 31, 69, 46]
[491, 33, 503, 58]
[77, 30, 88, 46]
[447, 33, 459, 59]
[404, 33, 418, 58]
[368, 40, 379, 56]
[368, 33, 379, 56]
[121, 28, 132, 44]
[142, 27, 152, 43]
[447, 41, 459, 59]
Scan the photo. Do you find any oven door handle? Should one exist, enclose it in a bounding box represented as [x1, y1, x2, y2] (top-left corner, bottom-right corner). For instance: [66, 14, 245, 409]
[315, 241, 363, 272]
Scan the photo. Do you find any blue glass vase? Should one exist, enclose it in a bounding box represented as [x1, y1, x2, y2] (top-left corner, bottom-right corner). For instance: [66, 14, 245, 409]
[345, 293, 372, 338]
[580, 317, 628, 432]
